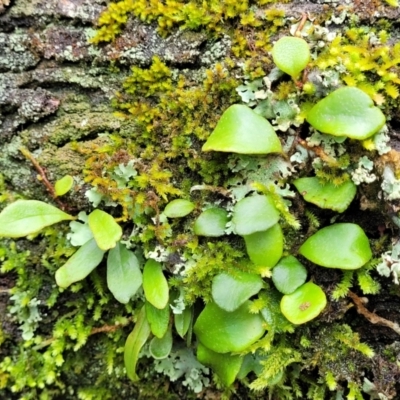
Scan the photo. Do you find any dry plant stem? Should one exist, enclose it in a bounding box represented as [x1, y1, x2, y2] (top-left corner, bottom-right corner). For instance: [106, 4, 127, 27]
[34, 319, 132, 350]
[19, 147, 67, 210]
[297, 138, 337, 165]
[190, 184, 231, 197]
[348, 291, 400, 336]
[0, 288, 11, 294]
[294, 13, 308, 37]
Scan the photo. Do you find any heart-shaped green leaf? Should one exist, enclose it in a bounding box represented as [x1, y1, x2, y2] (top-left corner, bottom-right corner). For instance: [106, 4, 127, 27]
[306, 87, 386, 140]
[88, 209, 122, 250]
[280, 282, 327, 325]
[202, 104, 282, 154]
[232, 194, 280, 236]
[149, 325, 173, 360]
[272, 256, 307, 295]
[164, 199, 194, 218]
[194, 301, 265, 353]
[197, 343, 243, 387]
[193, 207, 229, 237]
[299, 223, 372, 270]
[272, 37, 310, 78]
[124, 307, 151, 382]
[293, 177, 357, 213]
[237, 353, 263, 379]
[143, 259, 169, 309]
[212, 272, 264, 312]
[146, 301, 170, 339]
[55, 238, 105, 288]
[54, 175, 74, 197]
[0, 200, 74, 238]
[175, 307, 192, 338]
[107, 243, 142, 304]
[243, 223, 283, 269]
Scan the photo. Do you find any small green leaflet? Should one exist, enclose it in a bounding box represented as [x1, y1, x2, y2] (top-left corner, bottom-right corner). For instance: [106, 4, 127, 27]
[212, 272, 264, 312]
[124, 307, 151, 382]
[54, 175, 74, 197]
[0, 200, 74, 238]
[88, 209, 122, 250]
[143, 259, 169, 309]
[149, 325, 173, 360]
[145, 301, 170, 339]
[107, 243, 142, 304]
[55, 238, 105, 288]
[194, 301, 265, 354]
[164, 199, 195, 218]
[232, 194, 280, 236]
[174, 307, 192, 338]
[197, 342, 243, 387]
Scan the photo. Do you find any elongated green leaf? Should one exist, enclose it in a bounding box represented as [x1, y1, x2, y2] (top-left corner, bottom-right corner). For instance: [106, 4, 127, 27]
[54, 175, 74, 197]
[232, 194, 280, 236]
[299, 223, 372, 270]
[306, 87, 386, 140]
[143, 259, 169, 309]
[146, 301, 170, 339]
[202, 105, 282, 155]
[175, 307, 192, 338]
[193, 207, 229, 237]
[0, 200, 74, 238]
[194, 301, 265, 353]
[149, 325, 173, 360]
[88, 209, 122, 250]
[164, 199, 194, 218]
[212, 272, 264, 312]
[293, 177, 357, 213]
[55, 238, 105, 288]
[124, 307, 151, 382]
[107, 243, 142, 304]
[280, 282, 327, 325]
[197, 342, 243, 387]
[243, 224, 283, 269]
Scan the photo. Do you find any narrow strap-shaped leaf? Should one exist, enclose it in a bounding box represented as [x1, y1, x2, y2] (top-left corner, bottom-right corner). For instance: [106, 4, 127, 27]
[107, 243, 142, 304]
[174, 307, 192, 338]
[143, 259, 169, 309]
[0, 200, 74, 238]
[124, 307, 151, 382]
[88, 209, 122, 250]
[55, 238, 105, 288]
[145, 301, 170, 338]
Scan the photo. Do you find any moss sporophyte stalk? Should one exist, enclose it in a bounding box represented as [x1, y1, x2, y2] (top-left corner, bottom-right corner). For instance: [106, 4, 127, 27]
[2, 2, 400, 398]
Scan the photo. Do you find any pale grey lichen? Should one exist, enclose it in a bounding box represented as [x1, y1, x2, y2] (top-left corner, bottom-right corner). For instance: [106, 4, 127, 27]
[307, 130, 346, 158]
[376, 241, 400, 284]
[200, 35, 231, 66]
[351, 156, 377, 185]
[373, 125, 391, 155]
[0, 31, 40, 72]
[381, 166, 400, 200]
[153, 347, 210, 393]
[9, 292, 42, 340]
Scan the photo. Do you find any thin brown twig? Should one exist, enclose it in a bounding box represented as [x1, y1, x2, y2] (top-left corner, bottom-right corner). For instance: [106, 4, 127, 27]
[294, 13, 308, 37]
[19, 147, 68, 210]
[348, 291, 400, 336]
[297, 138, 337, 165]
